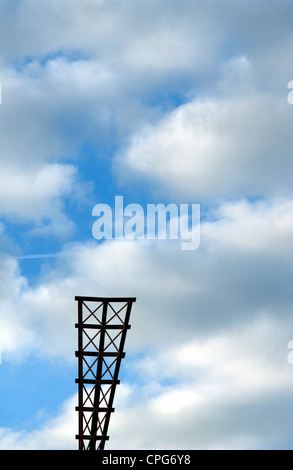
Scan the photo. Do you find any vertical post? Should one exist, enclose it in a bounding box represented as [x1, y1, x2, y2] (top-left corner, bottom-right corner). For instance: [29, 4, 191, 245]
[89, 301, 108, 450]
[77, 299, 83, 451]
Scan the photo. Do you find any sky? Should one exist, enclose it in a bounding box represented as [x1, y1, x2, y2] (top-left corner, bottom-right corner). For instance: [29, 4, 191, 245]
[0, 0, 293, 450]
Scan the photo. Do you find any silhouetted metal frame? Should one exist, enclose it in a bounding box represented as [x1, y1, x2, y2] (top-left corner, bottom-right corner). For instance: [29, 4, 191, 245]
[75, 296, 136, 450]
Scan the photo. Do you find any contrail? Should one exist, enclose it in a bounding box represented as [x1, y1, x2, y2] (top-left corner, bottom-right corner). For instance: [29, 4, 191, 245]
[17, 253, 61, 260]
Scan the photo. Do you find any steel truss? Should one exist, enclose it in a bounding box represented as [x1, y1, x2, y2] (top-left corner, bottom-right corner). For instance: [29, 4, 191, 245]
[75, 296, 136, 450]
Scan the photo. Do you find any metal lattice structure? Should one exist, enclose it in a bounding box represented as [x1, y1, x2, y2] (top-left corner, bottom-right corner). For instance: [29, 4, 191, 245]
[75, 296, 136, 450]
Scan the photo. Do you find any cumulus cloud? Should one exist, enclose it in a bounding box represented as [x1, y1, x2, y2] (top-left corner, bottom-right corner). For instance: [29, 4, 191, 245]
[0, 163, 76, 228]
[0, 57, 121, 166]
[1, 177, 293, 449]
[1, 0, 292, 214]
[117, 67, 293, 201]
[0, 0, 224, 74]
[0, 395, 76, 450]
[1, 313, 293, 450]
[109, 315, 293, 450]
[1, 196, 293, 360]
[0, 0, 292, 95]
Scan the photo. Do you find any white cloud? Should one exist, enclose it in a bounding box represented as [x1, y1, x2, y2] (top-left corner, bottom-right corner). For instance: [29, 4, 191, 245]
[108, 316, 293, 450]
[0, 0, 292, 95]
[0, 0, 292, 217]
[0, 395, 76, 450]
[0, 254, 35, 357]
[0, 57, 119, 166]
[0, 197, 293, 448]
[203, 198, 293, 255]
[0, 163, 77, 235]
[0, 0, 224, 75]
[0, 313, 292, 450]
[0, 57, 111, 230]
[117, 83, 293, 201]
[1, 196, 293, 360]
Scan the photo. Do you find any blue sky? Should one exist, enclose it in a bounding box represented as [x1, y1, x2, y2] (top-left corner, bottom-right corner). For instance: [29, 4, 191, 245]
[1, 0, 293, 449]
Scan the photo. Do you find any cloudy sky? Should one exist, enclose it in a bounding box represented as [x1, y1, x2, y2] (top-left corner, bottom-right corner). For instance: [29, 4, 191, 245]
[1, 0, 293, 450]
